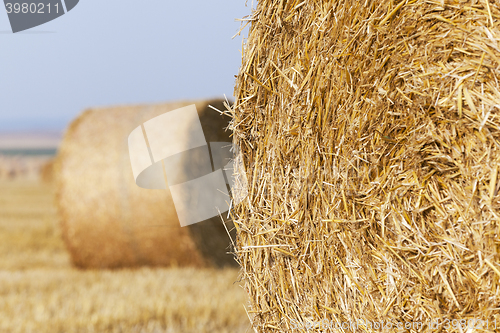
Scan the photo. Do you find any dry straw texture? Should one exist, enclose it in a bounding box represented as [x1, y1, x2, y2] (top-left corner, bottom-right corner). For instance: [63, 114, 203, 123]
[232, 0, 500, 331]
[56, 99, 236, 269]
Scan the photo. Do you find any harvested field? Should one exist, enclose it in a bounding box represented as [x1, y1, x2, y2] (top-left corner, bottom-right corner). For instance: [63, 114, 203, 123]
[0, 180, 67, 270]
[232, 0, 500, 332]
[0, 180, 249, 333]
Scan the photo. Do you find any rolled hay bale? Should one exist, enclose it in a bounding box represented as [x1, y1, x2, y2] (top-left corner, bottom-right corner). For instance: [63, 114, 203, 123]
[0, 156, 51, 181]
[0, 156, 8, 180]
[56, 99, 237, 268]
[233, 1, 500, 331]
[40, 158, 55, 183]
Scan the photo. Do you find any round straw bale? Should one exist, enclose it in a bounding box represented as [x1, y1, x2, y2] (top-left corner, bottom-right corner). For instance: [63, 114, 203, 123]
[40, 158, 55, 183]
[233, 1, 500, 331]
[56, 99, 236, 269]
[0, 156, 7, 180]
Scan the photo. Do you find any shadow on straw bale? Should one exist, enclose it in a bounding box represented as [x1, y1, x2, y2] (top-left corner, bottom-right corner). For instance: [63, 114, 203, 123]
[232, 1, 500, 331]
[55, 99, 237, 269]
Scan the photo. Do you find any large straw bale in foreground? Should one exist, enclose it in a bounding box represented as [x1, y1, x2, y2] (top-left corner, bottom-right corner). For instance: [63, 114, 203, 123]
[56, 99, 235, 268]
[233, 1, 500, 331]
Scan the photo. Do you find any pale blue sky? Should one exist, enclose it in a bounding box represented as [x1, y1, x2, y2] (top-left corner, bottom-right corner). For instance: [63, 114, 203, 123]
[0, 1, 252, 131]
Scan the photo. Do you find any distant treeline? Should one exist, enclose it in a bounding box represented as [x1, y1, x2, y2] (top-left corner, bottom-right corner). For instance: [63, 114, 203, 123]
[0, 149, 57, 156]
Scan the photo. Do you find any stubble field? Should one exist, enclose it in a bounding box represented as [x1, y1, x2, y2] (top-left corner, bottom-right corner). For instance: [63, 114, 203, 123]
[0, 180, 250, 333]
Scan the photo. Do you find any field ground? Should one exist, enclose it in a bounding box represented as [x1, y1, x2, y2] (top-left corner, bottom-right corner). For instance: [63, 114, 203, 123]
[0, 180, 250, 333]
